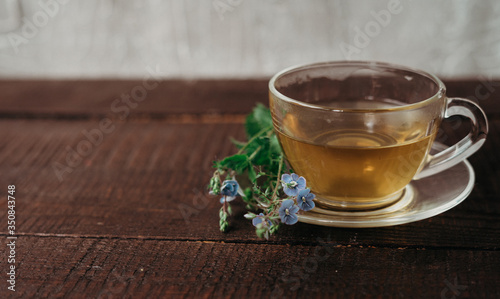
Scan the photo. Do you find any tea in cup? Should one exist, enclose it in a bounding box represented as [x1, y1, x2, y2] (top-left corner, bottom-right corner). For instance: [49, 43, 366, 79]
[269, 61, 488, 210]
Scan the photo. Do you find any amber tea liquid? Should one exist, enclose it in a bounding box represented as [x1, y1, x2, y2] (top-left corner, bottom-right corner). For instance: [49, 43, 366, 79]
[276, 101, 437, 210]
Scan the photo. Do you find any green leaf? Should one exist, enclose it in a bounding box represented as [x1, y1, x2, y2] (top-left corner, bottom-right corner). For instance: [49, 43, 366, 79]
[256, 225, 267, 239]
[220, 222, 229, 232]
[219, 154, 248, 173]
[249, 140, 270, 165]
[269, 134, 282, 156]
[248, 165, 257, 183]
[220, 154, 247, 166]
[270, 223, 280, 234]
[245, 103, 273, 138]
[241, 187, 253, 201]
[213, 160, 223, 170]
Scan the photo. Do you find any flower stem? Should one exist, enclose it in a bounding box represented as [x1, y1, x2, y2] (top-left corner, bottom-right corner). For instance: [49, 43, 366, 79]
[236, 126, 272, 155]
[271, 155, 284, 201]
[247, 146, 262, 161]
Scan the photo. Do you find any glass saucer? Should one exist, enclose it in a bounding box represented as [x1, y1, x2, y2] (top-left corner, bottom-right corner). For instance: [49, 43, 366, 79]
[298, 143, 475, 228]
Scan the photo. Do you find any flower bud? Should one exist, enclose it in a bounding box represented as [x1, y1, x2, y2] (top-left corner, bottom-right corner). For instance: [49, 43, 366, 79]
[244, 212, 256, 219]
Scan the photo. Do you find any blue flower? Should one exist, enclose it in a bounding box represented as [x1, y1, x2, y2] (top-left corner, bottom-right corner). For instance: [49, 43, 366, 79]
[297, 189, 315, 211]
[221, 180, 239, 197]
[252, 213, 272, 227]
[281, 173, 306, 197]
[279, 199, 299, 225]
[219, 180, 239, 204]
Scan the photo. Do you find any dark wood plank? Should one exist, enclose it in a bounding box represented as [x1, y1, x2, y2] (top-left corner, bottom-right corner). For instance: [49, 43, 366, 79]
[0, 79, 499, 298]
[7, 236, 499, 298]
[0, 80, 267, 117]
[1, 118, 499, 249]
[0, 80, 498, 117]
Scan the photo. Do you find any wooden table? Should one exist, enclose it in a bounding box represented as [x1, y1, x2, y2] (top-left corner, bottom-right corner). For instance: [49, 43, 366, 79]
[1, 79, 499, 298]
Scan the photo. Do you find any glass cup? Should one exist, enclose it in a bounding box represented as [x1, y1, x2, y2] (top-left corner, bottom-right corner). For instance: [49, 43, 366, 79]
[269, 61, 488, 211]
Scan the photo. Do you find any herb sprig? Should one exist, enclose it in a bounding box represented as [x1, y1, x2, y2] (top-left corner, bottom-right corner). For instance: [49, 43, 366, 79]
[209, 104, 315, 239]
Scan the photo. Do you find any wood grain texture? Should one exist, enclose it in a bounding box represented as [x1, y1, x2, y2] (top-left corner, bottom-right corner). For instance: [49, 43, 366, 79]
[0, 79, 267, 117]
[0, 118, 499, 249]
[0, 79, 499, 298]
[7, 237, 500, 298]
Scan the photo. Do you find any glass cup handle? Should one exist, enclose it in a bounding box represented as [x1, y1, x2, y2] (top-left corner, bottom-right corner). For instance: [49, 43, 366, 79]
[414, 97, 488, 180]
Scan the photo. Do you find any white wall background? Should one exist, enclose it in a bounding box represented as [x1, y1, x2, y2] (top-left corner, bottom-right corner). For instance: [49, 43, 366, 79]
[0, 0, 499, 79]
